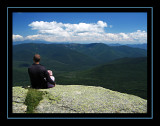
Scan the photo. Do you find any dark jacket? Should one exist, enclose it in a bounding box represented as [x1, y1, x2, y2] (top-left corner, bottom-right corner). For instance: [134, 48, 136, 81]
[28, 63, 55, 89]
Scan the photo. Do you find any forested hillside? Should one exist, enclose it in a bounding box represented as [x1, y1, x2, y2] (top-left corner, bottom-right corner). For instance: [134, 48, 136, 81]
[12, 43, 147, 99]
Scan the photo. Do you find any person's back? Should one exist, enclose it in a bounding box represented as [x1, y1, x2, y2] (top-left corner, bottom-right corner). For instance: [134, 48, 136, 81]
[28, 54, 55, 89]
[28, 64, 48, 88]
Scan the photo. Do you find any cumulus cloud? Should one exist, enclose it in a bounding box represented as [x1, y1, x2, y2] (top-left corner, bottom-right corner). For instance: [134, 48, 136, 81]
[97, 20, 107, 27]
[28, 20, 107, 35]
[13, 34, 24, 41]
[13, 21, 147, 44]
[25, 34, 42, 40]
[103, 30, 147, 43]
[128, 30, 147, 42]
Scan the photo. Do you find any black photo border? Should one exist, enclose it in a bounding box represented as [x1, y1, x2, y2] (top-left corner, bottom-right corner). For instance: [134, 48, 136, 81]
[6, 7, 153, 119]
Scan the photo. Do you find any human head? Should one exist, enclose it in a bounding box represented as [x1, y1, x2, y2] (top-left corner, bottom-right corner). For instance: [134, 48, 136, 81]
[48, 70, 53, 76]
[33, 54, 40, 63]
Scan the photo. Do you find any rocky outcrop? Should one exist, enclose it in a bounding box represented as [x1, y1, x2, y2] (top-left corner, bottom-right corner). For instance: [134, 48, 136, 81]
[12, 86, 28, 113]
[12, 85, 147, 113]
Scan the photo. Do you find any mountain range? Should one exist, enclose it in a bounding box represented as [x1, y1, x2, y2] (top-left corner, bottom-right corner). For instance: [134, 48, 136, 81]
[12, 43, 147, 99]
[13, 41, 147, 50]
[108, 43, 147, 50]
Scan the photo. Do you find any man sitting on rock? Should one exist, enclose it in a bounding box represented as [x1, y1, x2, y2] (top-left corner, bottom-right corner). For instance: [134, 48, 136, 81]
[28, 54, 56, 89]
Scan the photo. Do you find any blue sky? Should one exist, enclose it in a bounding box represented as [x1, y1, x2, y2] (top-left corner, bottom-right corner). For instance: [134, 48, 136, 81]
[13, 12, 147, 44]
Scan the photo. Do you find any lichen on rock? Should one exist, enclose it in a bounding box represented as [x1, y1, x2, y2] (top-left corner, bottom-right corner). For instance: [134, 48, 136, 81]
[12, 85, 147, 113]
[12, 86, 28, 113]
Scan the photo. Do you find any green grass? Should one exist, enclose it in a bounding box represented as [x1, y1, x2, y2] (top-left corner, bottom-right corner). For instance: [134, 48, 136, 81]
[24, 88, 44, 113]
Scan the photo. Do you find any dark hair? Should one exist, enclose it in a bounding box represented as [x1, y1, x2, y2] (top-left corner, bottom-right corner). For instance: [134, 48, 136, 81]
[33, 54, 40, 62]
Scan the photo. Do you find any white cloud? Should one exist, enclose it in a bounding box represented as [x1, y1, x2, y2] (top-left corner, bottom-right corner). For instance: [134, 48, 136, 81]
[13, 21, 147, 44]
[128, 30, 147, 42]
[25, 34, 42, 40]
[13, 34, 24, 41]
[28, 20, 107, 36]
[97, 20, 107, 27]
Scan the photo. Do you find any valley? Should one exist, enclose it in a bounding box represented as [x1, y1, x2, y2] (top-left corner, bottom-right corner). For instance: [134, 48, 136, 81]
[12, 43, 147, 99]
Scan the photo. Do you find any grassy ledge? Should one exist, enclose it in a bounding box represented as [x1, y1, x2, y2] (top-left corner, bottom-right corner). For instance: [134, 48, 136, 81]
[24, 88, 44, 113]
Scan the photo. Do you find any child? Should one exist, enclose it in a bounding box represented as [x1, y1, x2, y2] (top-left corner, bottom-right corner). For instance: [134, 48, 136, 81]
[47, 70, 56, 88]
[48, 70, 55, 82]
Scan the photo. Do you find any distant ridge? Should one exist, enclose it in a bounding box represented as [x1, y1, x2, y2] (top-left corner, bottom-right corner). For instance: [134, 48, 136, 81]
[108, 43, 147, 50]
[13, 41, 147, 50]
[13, 41, 72, 45]
[13, 43, 147, 66]
[63, 43, 147, 63]
[13, 40, 52, 45]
